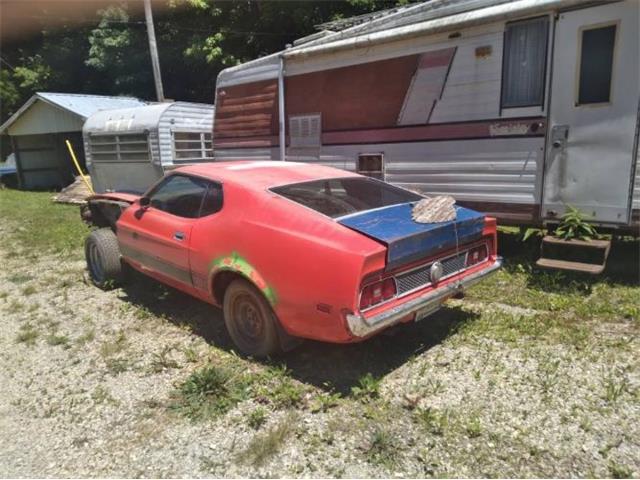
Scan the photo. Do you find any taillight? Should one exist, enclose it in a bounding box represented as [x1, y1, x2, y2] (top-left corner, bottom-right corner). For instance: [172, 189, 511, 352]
[466, 244, 488, 266]
[359, 277, 397, 311]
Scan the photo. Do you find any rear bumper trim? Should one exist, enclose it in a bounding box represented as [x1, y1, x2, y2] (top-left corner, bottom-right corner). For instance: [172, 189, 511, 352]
[346, 257, 503, 338]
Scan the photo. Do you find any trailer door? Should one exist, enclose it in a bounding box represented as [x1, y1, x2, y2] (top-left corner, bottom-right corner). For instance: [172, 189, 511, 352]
[542, 0, 639, 225]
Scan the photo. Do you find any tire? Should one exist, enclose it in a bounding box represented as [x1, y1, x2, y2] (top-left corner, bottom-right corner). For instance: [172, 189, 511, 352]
[223, 279, 282, 357]
[85, 228, 123, 289]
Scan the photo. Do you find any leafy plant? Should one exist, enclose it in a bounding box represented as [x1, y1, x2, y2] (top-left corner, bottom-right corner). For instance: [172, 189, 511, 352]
[351, 373, 382, 401]
[554, 206, 598, 241]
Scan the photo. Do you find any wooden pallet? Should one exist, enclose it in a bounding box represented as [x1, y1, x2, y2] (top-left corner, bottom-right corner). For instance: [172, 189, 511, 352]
[536, 236, 611, 274]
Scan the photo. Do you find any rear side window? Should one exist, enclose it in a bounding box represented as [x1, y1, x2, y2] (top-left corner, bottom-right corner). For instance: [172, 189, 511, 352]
[577, 24, 616, 105]
[200, 182, 224, 216]
[271, 177, 422, 219]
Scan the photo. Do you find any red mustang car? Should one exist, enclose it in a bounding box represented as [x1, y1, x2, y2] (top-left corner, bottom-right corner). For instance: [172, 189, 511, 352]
[83, 161, 502, 356]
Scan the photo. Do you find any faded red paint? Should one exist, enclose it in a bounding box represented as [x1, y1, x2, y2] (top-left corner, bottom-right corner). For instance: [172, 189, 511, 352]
[112, 161, 498, 343]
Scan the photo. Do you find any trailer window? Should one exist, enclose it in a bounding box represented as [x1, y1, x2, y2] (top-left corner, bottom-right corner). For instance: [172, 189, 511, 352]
[271, 177, 422, 219]
[89, 133, 150, 162]
[501, 17, 549, 108]
[577, 24, 616, 105]
[173, 132, 214, 162]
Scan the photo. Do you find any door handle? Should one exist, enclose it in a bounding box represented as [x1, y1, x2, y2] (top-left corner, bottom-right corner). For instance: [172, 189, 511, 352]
[174, 231, 185, 241]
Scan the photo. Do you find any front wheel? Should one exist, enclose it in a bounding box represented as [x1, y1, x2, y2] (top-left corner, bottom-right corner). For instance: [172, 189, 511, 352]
[85, 228, 124, 289]
[223, 279, 282, 357]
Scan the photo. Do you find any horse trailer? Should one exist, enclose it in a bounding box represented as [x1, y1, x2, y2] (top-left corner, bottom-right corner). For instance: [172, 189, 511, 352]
[213, 0, 639, 231]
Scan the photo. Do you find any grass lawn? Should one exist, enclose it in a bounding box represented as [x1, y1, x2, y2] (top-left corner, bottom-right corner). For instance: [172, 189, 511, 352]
[0, 188, 88, 257]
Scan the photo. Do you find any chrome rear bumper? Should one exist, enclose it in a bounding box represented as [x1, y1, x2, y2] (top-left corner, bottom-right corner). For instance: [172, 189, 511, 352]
[346, 257, 503, 338]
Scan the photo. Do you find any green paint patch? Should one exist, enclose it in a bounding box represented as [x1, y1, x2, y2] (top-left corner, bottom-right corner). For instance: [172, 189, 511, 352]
[210, 251, 278, 306]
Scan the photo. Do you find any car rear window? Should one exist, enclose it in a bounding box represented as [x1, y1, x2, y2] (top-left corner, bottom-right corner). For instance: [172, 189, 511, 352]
[271, 177, 422, 218]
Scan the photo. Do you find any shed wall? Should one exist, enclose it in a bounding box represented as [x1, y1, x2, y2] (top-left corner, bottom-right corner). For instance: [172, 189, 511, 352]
[7, 101, 84, 136]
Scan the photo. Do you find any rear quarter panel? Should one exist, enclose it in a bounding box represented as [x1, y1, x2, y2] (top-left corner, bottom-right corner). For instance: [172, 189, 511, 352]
[188, 183, 386, 342]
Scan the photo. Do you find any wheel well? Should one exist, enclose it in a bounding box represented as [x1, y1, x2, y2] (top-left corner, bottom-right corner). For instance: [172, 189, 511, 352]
[212, 270, 246, 305]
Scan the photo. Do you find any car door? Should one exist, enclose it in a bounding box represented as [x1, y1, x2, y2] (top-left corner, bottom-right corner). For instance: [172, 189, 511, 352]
[117, 174, 209, 286]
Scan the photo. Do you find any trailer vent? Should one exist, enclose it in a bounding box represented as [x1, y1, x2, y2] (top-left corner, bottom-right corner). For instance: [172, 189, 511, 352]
[357, 153, 384, 180]
[89, 133, 150, 163]
[173, 131, 214, 163]
[289, 114, 321, 148]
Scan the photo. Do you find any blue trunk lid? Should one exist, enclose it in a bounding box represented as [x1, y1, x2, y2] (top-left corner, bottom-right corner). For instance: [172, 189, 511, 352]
[338, 203, 485, 270]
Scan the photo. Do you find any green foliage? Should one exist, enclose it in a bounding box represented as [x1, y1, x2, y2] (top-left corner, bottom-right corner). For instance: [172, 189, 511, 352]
[366, 427, 400, 468]
[555, 206, 598, 241]
[247, 407, 268, 430]
[1, 0, 400, 130]
[171, 363, 250, 420]
[351, 372, 382, 400]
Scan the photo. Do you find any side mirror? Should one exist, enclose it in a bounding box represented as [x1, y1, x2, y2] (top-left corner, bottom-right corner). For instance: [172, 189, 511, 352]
[139, 196, 150, 208]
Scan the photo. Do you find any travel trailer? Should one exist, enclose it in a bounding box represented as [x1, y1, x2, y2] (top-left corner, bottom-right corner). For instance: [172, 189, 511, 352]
[213, 0, 639, 231]
[84, 102, 214, 194]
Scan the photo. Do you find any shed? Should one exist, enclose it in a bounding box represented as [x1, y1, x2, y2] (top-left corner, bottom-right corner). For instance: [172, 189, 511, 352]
[0, 92, 146, 189]
[83, 102, 214, 194]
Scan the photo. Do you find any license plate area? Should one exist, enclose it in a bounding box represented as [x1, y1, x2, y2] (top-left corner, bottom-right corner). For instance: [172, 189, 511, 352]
[415, 303, 441, 322]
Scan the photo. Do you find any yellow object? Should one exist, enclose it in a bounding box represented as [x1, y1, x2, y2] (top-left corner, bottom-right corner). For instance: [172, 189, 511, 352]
[65, 139, 95, 194]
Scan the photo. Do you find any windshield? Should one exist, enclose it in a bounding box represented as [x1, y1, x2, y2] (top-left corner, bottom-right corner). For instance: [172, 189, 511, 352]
[271, 177, 423, 218]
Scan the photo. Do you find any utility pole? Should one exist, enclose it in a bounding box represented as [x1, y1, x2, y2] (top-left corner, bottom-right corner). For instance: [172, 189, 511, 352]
[143, 0, 165, 102]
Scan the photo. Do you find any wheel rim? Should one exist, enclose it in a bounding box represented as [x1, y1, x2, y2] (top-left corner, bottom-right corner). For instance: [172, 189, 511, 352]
[232, 293, 265, 344]
[88, 243, 104, 282]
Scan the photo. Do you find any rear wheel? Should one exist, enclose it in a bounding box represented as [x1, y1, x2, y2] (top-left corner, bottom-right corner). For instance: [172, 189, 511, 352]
[85, 228, 123, 289]
[223, 279, 281, 357]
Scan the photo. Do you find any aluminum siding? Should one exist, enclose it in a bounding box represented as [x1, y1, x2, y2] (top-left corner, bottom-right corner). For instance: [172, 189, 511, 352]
[157, 102, 215, 167]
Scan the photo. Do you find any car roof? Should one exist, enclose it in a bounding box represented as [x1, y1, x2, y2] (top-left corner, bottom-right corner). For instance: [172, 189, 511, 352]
[176, 161, 360, 189]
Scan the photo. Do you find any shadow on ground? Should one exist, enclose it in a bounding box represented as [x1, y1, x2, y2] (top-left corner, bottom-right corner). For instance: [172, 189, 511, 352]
[117, 271, 475, 394]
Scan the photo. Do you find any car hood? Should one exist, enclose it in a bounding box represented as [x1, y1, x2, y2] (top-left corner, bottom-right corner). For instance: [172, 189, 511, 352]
[338, 203, 485, 270]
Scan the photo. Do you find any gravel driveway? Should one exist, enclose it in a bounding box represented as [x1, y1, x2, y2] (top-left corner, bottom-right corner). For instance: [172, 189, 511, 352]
[0, 194, 638, 478]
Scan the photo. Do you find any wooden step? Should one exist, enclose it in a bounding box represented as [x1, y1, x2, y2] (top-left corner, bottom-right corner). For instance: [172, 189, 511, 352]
[541, 236, 611, 249]
[536, 258, 605, 274]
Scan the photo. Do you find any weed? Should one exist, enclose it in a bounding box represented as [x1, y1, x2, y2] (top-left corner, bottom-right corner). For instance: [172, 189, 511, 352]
[16, 323, 38, 345]
[171, 363, 249, 420]
[310, 392, 341, 413]
[46, 334, 70, 348]
[609, 462, 633, 479]
[8, 299, 25, 313]
[247, 407, 267, 430]
[150, 346, 179, 373]
[105, 358, 131, 374]
[238, 414, 296, 466]
[415, 407, 448, 436]
[183, 346, 199, 363]
[92, 385, 116, 404]
[8, 273, 33, 284]
[21, 284, 37, 296]
[253, 365, 305, 409]
[99, 331, 127, 357]
[465, 416, 482, 438]
[555, 206, 598, 241]
[604, 371, 629, 404]
[76, 329, 95, 346]
[366, 427, 399, 468]
[351, 372, 382, 401]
